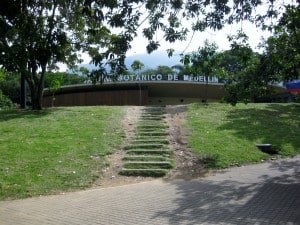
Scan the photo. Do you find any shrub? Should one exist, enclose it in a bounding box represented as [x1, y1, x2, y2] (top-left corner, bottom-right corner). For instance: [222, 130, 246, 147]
[295, 94, 300, 103]
[0, 91, 14, 109]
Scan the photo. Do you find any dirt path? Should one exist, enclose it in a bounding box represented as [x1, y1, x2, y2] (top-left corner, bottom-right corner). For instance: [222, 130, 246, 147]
[93, 105, 211, 188]
[164, 105, 212, 180]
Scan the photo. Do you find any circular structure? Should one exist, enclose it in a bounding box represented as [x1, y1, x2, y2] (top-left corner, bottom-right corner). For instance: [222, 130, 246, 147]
[43, 75, 226, 107]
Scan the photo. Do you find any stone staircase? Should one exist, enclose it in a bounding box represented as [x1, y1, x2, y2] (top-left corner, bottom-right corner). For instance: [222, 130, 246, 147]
[119, 106, 173, 177]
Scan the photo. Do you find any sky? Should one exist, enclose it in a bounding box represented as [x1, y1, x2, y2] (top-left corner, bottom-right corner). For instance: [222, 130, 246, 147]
[126, 21, 271, 57]
[63, 0, 295, 70]
[76, 20, 271, 67]
[127, 0, 296, 57]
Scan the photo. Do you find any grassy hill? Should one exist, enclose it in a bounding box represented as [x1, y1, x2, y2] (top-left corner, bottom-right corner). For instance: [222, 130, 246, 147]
[187, 103, 300, 168]
[0, 106, 125, 200]
[0, 103, 299, 200]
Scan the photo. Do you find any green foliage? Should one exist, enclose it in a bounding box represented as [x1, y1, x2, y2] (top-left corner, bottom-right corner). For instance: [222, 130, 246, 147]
[215, 13, 300, 105]
[155, 65, 174, 75]
[180, 40, 219, 76]
[62, 73, 86, 86]
[0, 68, 6, 82]
[0, 0, 293, 109]
[295, 94, 300, 103]
[142, 65, 174, 76]
[131, 60, 144, 73]
[262, 4, 300, 82]
[217, 32, 275, 105]
[45, 72, 64, 94]
[44, 72, 86, 89]
[180, 40, 219, 101]
[0, 91, 13, 109]
[0, 69, 21, 103]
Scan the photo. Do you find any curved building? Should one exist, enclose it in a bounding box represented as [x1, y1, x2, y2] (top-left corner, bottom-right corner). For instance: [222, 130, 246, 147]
[43, 75, 226, 107]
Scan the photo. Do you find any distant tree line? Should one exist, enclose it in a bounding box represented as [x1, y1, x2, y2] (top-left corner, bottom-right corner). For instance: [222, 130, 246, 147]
[0, 71, 85, 107]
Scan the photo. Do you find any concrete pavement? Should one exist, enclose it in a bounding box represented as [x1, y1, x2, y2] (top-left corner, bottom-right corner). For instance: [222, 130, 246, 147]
[0, 156, 299, 225]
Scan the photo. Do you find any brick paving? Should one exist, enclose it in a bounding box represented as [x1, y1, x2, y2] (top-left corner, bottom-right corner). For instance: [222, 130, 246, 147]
[0, 156, 299, 225]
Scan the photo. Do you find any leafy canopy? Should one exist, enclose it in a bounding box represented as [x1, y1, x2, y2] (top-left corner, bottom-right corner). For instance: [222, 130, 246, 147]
[0, 0, 291, 109]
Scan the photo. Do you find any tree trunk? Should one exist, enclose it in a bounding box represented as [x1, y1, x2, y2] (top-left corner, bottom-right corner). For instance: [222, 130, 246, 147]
[30, 88, 43, 110]
[27, 66, 46, 110]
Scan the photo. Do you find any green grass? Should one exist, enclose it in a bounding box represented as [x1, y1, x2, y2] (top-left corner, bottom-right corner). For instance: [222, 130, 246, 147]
[187, 103, 300, 168]
[0, 106, 125, 200]
[2, 103, 299, 199]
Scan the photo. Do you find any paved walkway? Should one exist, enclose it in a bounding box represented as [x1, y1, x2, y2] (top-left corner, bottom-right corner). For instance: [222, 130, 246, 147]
[0, 156, 299, 225]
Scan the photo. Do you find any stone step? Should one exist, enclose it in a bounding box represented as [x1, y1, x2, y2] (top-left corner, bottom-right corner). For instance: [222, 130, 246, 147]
[123, 161, 173, 169]
[136, 126, 166, 132]
[140, 116, 165, 121]
[142, 112, 164, 115]
[131, 139, 169, 145]
[138, 119, 166, 123]
[143, 106, 165, 111]
[137, 124, 166, 128]
[120, 105, 172, 178]
[122, 155, 168, 161]
[124, 143, 165, 150]
[126, 149, 172, 155]
[119, 168, 168, 177]
[136, 131, 168, 136]
[136, 128, 166, 134]
[137, 124, 168, 129]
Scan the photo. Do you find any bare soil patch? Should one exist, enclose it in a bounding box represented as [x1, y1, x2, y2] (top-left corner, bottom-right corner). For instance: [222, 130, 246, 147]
[93, 105, 212, 188]
[164, 105, 212, 180]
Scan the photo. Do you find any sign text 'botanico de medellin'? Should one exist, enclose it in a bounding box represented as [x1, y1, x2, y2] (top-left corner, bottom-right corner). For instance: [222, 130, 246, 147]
[103, 74, 220, 83]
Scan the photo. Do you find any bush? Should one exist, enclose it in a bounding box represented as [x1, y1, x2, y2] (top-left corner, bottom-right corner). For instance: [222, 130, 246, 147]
[0, 91, 14, 109]
[295, 94, 300, 103]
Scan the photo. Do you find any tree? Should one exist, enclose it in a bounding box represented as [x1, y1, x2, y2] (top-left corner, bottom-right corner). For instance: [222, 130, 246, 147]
[131, 60, 145, 74]
[0, 0, 138, 109]
[141, 65, 174, 76]
[181, 40, 219, 102]
[0, 70, 21, 103]
[44, 72, 86, 88]
[262, 4, 300, 82]
[218, 32, 275, 105]
[0, 68, 6, 83]
[0, 0, 287, 109]
[44, 72, 64, 107]
[156, 65, 174, 75]
[130, 60, 144, 105]
[0, 68, 14, 108]
[218, 4, 300, 105]
[0, 1, 81, 109]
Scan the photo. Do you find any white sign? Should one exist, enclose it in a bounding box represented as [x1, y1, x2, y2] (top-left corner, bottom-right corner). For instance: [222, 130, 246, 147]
[103, 74, 220, 83]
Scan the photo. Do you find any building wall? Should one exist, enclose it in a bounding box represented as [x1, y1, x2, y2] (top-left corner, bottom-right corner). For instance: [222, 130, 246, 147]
[43, 89, 148, 107]
[42, 82, 226, 107]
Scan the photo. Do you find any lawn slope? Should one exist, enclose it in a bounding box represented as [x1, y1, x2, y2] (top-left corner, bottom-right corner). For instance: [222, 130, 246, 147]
[0, 106, 124, 200]
[187, 103, 300, 168]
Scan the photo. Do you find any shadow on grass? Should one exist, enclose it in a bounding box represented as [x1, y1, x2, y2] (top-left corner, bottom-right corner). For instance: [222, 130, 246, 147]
[152, 159, 300, 224]
[218, 104, 300, 154]
[0, 110, 53, 122]
[0, 108, 64, 122]
[201, 154, 220, 168]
